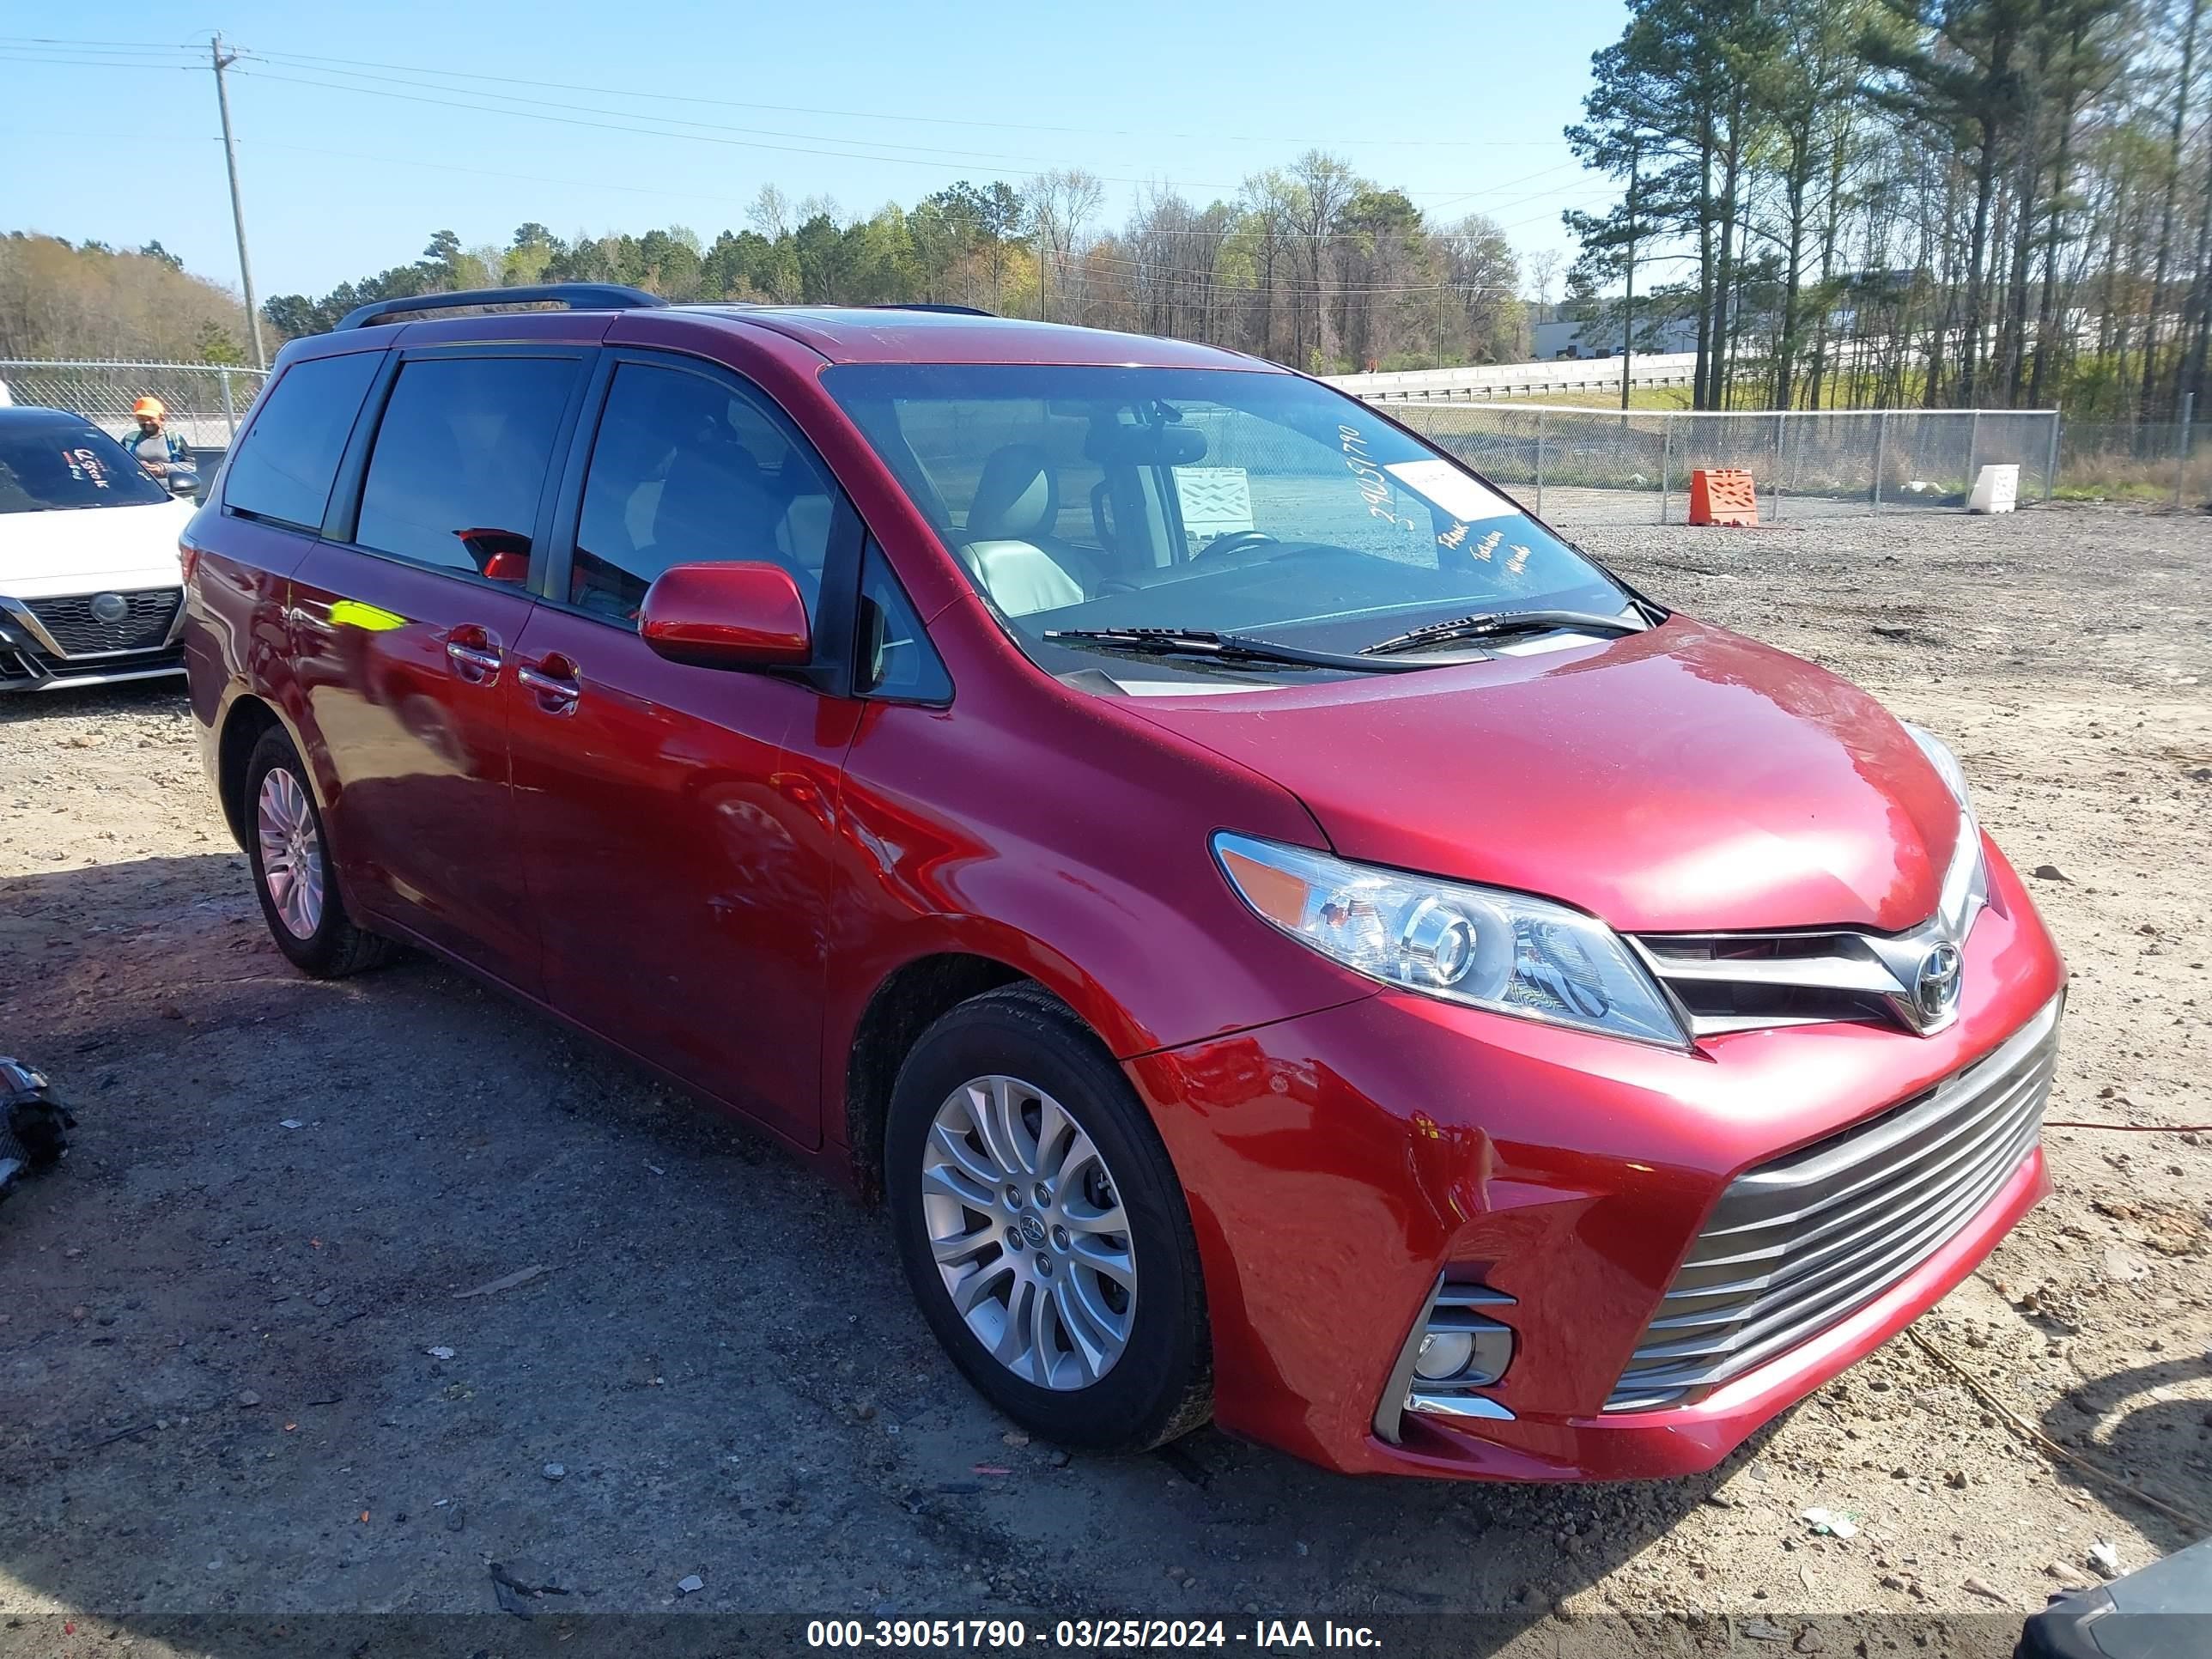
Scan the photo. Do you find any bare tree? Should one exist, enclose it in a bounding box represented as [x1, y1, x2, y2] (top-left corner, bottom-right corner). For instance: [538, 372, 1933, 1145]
[746, 185, 793, 242]
[1525, 248, 1563, 324]
[1026, 168, 1105, 322]
[1287, 150, 1359, 369]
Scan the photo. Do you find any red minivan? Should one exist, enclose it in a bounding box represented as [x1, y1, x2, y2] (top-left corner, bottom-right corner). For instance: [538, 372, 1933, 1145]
[182, 287, 2065, 1481]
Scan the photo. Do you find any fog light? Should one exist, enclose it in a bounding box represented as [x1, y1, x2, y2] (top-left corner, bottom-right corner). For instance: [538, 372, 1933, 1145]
[1413, 1330, 1474, 1380]
[1376, 1277, 1519, 1442]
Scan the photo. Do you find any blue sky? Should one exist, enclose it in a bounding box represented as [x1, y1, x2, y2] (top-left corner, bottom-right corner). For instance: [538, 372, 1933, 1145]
[4, 1, 1628, 301]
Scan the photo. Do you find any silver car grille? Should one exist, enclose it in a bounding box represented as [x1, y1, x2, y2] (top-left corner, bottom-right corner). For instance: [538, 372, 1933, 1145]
[1632, 925, 1960, 1036]
[1632, 821, 1989, 1039]
[1604, 996, 2060, 1413]
[22, 589, 182, 658]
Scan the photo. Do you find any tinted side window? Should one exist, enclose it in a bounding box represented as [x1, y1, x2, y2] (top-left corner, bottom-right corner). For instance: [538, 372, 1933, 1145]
[858, 542, 951, 702]
[222, 351, 382, 531]
[572, 362, 837, 627]
[354, 356, 576, 576]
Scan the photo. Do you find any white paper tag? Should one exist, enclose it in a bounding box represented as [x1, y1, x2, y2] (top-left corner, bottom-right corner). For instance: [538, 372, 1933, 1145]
[1173, 466, 1256, 539]
[1383, 459, 1515, 524]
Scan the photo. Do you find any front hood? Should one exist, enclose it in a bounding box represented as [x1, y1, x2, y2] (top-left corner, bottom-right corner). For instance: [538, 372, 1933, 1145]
[1120, 617, 1961, 933]
[0, 498, 193, 589]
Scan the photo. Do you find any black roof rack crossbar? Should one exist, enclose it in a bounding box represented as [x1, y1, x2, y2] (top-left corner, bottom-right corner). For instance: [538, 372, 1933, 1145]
[335, 283, 672, 331]
[864, 302, 994, 317]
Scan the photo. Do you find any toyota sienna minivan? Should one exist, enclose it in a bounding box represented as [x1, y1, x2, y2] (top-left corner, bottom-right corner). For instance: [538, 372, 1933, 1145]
[181, 286, 2065, 1481]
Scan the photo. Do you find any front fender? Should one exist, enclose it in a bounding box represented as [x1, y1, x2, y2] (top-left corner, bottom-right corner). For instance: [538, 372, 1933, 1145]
[823, 695, 1378, 1141]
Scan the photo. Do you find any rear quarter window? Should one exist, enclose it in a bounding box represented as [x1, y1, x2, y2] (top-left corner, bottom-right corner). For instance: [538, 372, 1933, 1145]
[222, 350, 384, 532]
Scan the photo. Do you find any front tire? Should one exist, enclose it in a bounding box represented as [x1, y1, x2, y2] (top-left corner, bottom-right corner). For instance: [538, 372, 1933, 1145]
[243, 726, 397, 979]
[886, 984, 1212, 1451]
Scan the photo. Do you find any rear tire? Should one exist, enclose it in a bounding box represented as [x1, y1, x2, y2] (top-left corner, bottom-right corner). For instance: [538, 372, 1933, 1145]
[886, 983, 1212, 1451]
[243, 726, 398, 979]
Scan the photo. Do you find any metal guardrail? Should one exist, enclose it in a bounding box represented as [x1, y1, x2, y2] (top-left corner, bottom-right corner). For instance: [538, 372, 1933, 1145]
[0, 359, 268, 452]
[1382, 404, 2063, 526]
[1327, 354, 1700, 403]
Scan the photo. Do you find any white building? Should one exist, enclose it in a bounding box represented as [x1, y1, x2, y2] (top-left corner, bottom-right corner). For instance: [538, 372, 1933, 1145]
[1533, 315, 1703, 361]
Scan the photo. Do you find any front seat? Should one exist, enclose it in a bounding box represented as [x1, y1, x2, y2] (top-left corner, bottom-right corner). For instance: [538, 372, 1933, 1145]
[652, 442, 818, 611]
[957, 444, 1099, 616]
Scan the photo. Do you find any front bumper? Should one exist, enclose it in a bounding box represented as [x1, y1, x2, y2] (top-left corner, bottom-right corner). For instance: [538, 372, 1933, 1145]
[0, 590, 186, 693]
[1127, 839, 2066, 1482]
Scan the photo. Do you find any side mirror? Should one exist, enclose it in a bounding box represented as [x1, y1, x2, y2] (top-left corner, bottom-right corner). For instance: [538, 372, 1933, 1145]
[167, 466, 200, 498]
[640, 561, 811, 671]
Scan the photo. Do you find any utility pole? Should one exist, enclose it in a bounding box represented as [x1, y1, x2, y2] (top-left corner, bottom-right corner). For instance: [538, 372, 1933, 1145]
[211, 34, 266, 369]
[1620, 145, 1640, 411]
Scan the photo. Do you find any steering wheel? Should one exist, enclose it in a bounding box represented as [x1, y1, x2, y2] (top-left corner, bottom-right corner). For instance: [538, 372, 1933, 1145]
[1191, 530, 1280, 560]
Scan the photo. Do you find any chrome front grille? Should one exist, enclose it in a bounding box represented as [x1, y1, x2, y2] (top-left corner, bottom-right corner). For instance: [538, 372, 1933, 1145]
[23, 589, 181, 657]
[1634, 929, 1913, 1035]
[1632, 822, 1989, 1039]
[1605, 997, 2060, 1413]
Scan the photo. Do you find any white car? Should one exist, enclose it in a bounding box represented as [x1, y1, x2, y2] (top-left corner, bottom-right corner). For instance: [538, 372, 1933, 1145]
[1, 405, 198, 692]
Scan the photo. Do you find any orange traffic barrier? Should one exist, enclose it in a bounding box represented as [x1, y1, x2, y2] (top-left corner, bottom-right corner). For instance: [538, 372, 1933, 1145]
[1688, 467, 1759, 526]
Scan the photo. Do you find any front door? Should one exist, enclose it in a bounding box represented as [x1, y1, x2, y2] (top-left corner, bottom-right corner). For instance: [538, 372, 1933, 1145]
[289, 347, 589, 992]
[504, 354, 857, 1148]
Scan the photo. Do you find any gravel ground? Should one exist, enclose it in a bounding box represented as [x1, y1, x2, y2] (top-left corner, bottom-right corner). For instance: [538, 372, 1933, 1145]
[1, 504, 2208, 1656]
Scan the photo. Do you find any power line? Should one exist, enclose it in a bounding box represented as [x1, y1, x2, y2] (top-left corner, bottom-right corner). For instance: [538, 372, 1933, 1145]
[232, 55, 1121, 172]
[0, 33, 201, 48]
[239, 57, 1588, 207]
[227, 65, 1259, 188]
[230, 137, 780, 211]
[0, 49, 201, 70]
[0, 34, 1574, 151]
[0, 37, 201, 57]
[9, 37, 1599, 217]
[9, 114, 1567, 304]
[7, 33, 1591, 315]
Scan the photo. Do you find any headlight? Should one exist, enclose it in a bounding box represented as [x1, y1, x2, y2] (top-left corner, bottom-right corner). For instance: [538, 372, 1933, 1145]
[1211, 832, 1687, 1048]
[1902, 723, 1987, 934]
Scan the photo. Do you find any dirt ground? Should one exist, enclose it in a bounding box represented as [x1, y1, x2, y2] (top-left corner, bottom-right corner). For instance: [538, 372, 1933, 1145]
[2, 503, 2208, 1656]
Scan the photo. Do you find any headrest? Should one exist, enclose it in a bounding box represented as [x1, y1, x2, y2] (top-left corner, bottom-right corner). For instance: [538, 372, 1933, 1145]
[967, 444, 1058, 541]
[653, 445, 775, 559]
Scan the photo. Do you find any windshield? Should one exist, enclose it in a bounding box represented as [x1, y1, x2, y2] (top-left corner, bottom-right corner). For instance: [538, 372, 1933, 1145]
[0, 421, 171, 514]
[823, 364, 1632, 681]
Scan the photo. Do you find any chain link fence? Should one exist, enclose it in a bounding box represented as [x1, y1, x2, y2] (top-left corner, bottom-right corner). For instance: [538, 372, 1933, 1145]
[1384, 404, 2063, 526]
[2058, 418, 2212, 504]
[0, 361, 268, 455]
[6, 360, 2189, 523]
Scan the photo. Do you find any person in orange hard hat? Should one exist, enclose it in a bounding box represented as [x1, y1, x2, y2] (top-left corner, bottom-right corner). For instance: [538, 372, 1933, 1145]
[126, 396, 185, 477]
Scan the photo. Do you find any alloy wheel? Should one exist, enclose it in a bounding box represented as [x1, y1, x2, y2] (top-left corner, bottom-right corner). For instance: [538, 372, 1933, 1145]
[256, 767, 325, 940]
[919, 1073, 1137, 1389]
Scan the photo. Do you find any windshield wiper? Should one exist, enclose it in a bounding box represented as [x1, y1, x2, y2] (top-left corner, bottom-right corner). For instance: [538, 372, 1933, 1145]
[1360, 609, 1647, 658]
[1043, 627, 1433, 674]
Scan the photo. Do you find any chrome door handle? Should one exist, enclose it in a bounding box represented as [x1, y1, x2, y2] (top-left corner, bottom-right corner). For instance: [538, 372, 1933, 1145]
[517, 660, 580, 714]
[446, 639, 505, 682]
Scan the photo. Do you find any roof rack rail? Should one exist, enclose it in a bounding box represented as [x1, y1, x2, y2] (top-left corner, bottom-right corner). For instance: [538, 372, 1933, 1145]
[864, 302, 994, 317]
[335, 283, 672, 331]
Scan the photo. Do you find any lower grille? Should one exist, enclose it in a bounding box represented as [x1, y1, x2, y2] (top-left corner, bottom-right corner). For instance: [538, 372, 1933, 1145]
[1606, 997, 2061, 1412]
[23, 589, 181, 657]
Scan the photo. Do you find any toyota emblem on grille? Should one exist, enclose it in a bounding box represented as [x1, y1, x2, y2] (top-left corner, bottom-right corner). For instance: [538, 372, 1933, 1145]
[88, 592, 130, 623]
[1914, 941, 1964, 1025]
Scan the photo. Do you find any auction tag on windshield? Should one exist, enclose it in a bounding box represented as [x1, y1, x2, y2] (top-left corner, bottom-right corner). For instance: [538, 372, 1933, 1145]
[1384, 459, 1513, 524]
[1174, 466, 1255, 540]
